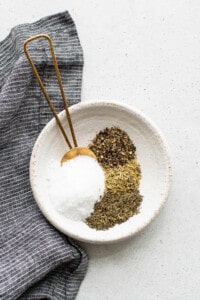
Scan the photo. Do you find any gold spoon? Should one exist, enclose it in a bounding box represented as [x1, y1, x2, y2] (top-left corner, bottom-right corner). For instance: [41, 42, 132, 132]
[23, 34, 96, 164]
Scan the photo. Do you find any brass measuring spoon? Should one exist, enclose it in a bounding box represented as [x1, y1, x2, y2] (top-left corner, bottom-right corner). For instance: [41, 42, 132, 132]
[23, 34, 96, 164]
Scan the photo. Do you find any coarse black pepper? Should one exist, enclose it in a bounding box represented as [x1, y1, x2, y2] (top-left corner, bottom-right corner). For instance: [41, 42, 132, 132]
[88, 127, 136, 167]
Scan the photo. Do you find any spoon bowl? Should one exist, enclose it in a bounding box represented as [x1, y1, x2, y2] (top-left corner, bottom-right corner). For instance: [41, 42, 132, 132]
[61, 147, 97, 164]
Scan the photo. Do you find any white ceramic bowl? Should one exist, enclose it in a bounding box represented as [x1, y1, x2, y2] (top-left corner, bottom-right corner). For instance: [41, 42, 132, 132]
[30, 101, 171, 244]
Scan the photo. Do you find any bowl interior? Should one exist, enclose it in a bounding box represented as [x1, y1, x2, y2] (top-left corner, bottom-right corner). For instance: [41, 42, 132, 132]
[30, 101, 171, 243]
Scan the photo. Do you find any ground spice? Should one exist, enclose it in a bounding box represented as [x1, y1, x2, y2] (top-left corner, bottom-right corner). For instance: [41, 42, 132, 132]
[86, 190, 143, 230]
[89, 127, 136, 167]
[86, 126, 143, 230]
[104, 158, 141, 193]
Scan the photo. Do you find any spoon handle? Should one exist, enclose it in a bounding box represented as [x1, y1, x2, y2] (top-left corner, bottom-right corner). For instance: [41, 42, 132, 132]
[23, 34, 78, 149]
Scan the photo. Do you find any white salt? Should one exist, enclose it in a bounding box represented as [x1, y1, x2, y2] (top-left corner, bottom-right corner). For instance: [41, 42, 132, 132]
[46, 155, 105, 221]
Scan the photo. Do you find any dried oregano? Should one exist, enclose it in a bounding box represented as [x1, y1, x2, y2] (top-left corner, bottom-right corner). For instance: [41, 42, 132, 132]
[86, 190, 143, 230]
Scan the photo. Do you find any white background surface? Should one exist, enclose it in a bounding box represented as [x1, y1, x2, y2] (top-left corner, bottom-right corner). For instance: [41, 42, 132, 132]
[1, 1, 200, 299]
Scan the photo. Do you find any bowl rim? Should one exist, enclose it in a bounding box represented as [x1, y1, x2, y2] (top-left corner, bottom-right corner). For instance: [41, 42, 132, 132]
[30, 100, 172, 244]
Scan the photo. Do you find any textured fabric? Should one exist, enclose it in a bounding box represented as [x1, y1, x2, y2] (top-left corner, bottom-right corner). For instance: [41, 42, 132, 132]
[0, 12, 88, 300]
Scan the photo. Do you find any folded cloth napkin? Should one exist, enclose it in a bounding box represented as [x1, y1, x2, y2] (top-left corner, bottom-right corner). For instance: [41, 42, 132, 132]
[0, 12, 88, 300]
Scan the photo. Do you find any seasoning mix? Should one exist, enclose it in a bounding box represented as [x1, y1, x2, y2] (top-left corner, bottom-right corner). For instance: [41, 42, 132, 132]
[86, 126, 143, 230]
[47, 126, 143, 231]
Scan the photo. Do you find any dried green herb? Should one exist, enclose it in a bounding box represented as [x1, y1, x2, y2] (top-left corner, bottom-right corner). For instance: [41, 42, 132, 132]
[86, 189, 143, 230]
[89, 127, 136, 167]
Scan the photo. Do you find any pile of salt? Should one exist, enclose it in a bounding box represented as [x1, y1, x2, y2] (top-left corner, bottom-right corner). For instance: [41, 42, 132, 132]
[47, 155, 105, 221]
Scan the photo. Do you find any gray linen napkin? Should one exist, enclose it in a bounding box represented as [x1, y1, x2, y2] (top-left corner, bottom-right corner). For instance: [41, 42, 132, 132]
[0, 12, 88, 300]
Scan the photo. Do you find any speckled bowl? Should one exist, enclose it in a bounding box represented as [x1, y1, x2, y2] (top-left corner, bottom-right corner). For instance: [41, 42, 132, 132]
[30, 101, 172, 244]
